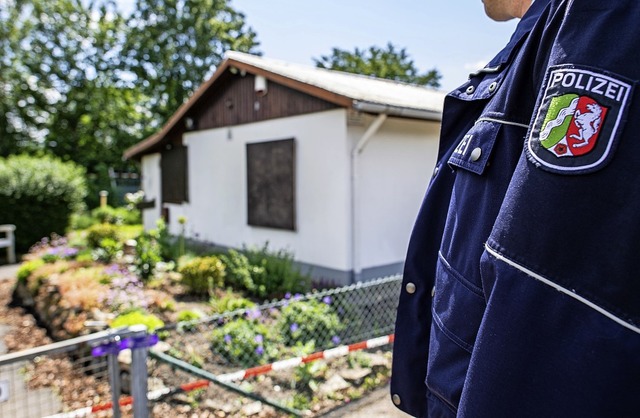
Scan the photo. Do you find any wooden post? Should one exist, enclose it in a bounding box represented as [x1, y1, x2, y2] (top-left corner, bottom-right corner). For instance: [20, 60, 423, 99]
[99, 190, 109, 208]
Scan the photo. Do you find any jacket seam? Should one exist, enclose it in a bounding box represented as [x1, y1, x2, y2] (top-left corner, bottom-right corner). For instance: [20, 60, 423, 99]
[431, 307, 474, 353]
[485, 243, 640, 335]
[438, 252, 484, 298]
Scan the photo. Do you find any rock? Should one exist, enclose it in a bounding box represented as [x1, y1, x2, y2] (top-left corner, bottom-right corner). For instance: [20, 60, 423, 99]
[203, 399, 234, 414]
[319, 375, 350, 395]
[241, 401, 263, 416]
[359, 352, 390, 369]
[339, 368, 372, 385]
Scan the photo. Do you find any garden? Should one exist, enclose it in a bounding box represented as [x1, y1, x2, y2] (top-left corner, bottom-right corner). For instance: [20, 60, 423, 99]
[1, 155, 399, 417]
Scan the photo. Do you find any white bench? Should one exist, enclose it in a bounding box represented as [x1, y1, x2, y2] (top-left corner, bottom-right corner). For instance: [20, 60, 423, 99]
[0, 224, 16, 264]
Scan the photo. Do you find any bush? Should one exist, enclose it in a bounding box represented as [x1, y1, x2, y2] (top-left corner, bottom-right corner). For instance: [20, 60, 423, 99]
[86, 224, 120, 249]
[16, 259, 45, 284]
[277, 298, 344, 349]
[133, 231, 163, 280]
[110, 310, 165, 332]
[178, 256, 226, 297]
[211, 318, 276, 367]
[243, 244, 311, 299]
[91, 205, 140, 226]
[210, 294, 256, 314]
[218, 250, 265, 294]
[0, 155, 87, 252]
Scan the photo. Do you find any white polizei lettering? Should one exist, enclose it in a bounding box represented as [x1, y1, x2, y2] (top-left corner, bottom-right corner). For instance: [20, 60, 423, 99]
[454, 135, 472, 156]
[605, 82, 619, 100]
[551, 72, 564, 87]
[618, 85, 626, 102]
[591, 78, 607, 95]
[585, 75, 593, 91]
[552, 69, 629, 103]
[562, 73, 576, 88]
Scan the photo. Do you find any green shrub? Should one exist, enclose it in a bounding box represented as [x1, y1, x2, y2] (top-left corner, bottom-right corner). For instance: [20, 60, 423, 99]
[91, 238, 123, 263]
[277, 298, 344, 348]
[16, 259, 45, 284]
[178, 256, 226, 297]
[211, 318, 276, 367]
[243, 244, 311, 299]
[110, 310, 165, 332]
[210, 293, 256, 314]
[134, 231, 163, 280]
[68, 213, 96, 231]
[91, 205, 141, 226]
[219, 249, 265, 294]
[86, 224, 120, 249]
[0, 155, 87, 252]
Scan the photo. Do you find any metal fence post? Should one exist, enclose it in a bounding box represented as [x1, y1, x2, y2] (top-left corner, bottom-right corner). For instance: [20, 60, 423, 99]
[107, 336, 122, 418]
[129, 325, 150, 418]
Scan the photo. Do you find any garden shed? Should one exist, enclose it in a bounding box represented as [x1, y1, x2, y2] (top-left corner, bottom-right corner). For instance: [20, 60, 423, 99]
[124, 51, 445, 285]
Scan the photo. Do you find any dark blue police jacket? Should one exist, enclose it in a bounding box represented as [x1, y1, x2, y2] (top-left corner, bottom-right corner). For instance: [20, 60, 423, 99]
[391, 0, 640, 416]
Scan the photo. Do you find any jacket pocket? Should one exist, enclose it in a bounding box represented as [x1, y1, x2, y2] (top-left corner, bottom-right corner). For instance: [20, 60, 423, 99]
[426, 253, 487, 410]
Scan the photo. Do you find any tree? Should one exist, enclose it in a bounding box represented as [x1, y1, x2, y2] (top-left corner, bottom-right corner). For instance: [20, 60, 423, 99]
[314, 43, 441, 88]
[124, 0, 260, 125]
[0, 0, 145, 201]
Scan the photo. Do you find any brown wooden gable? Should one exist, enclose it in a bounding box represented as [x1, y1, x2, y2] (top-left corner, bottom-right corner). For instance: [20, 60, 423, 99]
[191, 71, 339, 131]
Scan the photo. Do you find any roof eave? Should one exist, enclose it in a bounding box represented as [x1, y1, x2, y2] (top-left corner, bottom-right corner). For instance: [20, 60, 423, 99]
[352, 101, 442, 122]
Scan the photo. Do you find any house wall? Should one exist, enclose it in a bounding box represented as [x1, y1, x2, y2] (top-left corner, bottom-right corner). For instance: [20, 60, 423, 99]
[141, 153, 161, 231]
[349, 115, 440, 280]
[168, 108, 352, 278]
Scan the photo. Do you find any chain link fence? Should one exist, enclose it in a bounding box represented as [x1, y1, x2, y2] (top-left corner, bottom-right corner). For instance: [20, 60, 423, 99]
[0, 326, 152, 418]
[148, 275, 402, 417]
[0, 276, 402, 417]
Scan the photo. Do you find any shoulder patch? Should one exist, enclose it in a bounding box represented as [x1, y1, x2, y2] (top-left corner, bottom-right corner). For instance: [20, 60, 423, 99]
[527, 65, 633, 174]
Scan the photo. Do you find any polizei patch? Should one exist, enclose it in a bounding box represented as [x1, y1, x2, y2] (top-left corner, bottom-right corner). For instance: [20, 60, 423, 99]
[528, 65, 632, 174]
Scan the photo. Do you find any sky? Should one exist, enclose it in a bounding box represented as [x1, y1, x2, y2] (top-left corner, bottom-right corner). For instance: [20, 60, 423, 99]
[117, 0, 519, 92]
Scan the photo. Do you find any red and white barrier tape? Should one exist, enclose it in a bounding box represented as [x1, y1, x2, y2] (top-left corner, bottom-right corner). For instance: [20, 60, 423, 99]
[217, 333, 394, 382]
[44, 334, 394, 418]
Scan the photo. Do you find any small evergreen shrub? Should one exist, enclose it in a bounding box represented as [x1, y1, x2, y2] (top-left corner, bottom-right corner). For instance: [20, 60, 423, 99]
[178, 256, 226, 297]
[16, 259, 45, 284]
[0, 155, 87, 252]
[110, 310, 165, 332]
[210, 293, 256, 314]
[218, 249, 265, 294]
[86, 224, 120, 249]
[243, 244, 311, 298]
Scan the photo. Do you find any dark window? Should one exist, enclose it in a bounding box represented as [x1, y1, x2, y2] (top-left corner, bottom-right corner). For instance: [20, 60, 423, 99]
[246, 138, 296, 230]
[161, 144, 189, 204]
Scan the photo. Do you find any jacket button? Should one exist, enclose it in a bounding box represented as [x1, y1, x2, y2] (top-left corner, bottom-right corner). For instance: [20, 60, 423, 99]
[405, 282, 416, 294]
[431, 286, 436, 297]
[465, 85, 475, 94]
[432, 165, 439, 178]
[392, 394, 401, 406]
[470, 147, 482, 162]
[488, 81, 498, 92]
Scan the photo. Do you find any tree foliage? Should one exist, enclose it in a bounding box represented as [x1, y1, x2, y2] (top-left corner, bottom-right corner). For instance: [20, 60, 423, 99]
[314, 43, 441, 87]
[124, 0, 260, 124]
[0, 0, 259, 207]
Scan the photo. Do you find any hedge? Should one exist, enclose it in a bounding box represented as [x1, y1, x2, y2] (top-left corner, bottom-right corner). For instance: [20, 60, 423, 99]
[0, 155, 87, 253]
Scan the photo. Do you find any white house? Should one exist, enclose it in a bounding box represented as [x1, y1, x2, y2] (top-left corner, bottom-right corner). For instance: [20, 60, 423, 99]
[124, 51, 445, 285]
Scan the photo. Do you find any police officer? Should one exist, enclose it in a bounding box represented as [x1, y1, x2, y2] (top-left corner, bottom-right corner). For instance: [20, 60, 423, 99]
[391, 0, 640, 416]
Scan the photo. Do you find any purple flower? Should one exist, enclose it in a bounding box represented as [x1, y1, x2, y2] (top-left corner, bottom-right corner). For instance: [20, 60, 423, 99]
[254, 334, 263, 344]
[290, 323, 299, 333]
[255, 346, 264, 356]
[224, 334, 232, 344]
[246, 309, 261, 320]
[284, 292, 292, 300]
[322, 296, 332, 305]
[293, 293, 302, 301]
[332, 336, 341, 345]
